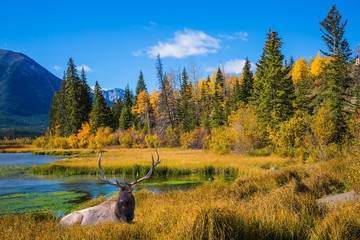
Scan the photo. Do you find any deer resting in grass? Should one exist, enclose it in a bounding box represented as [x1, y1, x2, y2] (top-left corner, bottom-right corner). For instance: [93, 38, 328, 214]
[59, 151, 161, 226]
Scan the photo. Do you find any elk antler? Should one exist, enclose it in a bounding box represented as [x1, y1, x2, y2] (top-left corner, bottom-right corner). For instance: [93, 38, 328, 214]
[124, 149, 161, 187]
[98, 152, 122, 188]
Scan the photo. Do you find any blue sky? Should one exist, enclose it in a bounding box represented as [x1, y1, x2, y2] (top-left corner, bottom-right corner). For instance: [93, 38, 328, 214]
[1, 0, 359, 92]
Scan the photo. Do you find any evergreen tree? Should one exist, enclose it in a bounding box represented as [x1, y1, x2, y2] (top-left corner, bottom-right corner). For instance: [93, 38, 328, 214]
[111, 97, 123, 129]
[253, 30, 295, 128]
[119, 106, 132, 130]
[135, 71, 147, 98]
[215, 67, 225, 96]
[319, 4, 352, 141]
[232, 78, 241, 111]
[119, 85, 134, 129]
[177, 67, 196, 132]
[90, 81, 113, 131]
[239, 58, 254, 104]
[49, 75, 71, 136]
[49, 59, 92, 137]
[79, 68, 92, 123]
[211, 91, 225, 128]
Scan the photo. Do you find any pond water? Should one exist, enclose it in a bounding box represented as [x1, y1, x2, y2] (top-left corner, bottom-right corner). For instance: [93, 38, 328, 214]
[0, 153, 226, 214]
[0, 152, 63, 166]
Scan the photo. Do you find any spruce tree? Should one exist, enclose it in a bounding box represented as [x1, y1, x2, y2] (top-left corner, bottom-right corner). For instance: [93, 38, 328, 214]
[232, 78, 241, 111]
[239, 58, 254, 104]
[119, 85, 133, 129]
[79, 68, 92, 124]
[253, 30, 294, 128]
[90, 81, 113, 131]
[49, 75, 71, 136]
[111, 97, 123, 129]
[49, 59, 92, 137]
[211, 78, 225, 128]
[177, 67, 196, 132]
[135, 71, 147, 96]
[319, 4, 352, 141]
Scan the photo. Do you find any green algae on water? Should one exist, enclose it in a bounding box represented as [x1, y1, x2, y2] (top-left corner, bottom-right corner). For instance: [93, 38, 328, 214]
[0, 191, 88, 214]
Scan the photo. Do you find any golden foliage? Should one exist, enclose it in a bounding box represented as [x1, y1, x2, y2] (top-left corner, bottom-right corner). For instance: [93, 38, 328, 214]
[291, 57, 309, 84]
[268, 111, 311, 157]
[207, 127, 234, 154]
[132, 90, 151, 115]
[310, 51, 331, 78]
[228, 104, 263, 154]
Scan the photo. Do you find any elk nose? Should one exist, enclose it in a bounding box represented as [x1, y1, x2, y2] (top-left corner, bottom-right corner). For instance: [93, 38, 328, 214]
[120, 199, 124, 203]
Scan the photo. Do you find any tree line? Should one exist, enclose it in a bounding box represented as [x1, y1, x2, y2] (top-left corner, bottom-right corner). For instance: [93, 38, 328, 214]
[47, 5, 360, 157]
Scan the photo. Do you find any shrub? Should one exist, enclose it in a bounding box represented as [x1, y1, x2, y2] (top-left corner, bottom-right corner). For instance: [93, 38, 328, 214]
[180, 128, 209, 149]
[145, 134, 160, 148]
[165, 126, 180, 147]
[208, 127, 233, 154]
[268, 110, 311, 158]
[228, 104, 263, 154]
[88, 127, 116, 148]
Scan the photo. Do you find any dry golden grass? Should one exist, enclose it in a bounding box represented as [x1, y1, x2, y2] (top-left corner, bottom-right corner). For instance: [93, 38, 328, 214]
[31, 148, 298, 176]
[1, 159, 357, 240]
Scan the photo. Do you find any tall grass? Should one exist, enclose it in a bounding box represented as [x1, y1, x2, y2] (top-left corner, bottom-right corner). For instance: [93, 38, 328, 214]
[0, 159, 356, 239]
[30, 148, 296, 177]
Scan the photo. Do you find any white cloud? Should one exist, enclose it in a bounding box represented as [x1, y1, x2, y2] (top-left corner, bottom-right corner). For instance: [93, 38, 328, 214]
[147, 28, 221, 58]
[76, 64, 92, 72]
[206, 59, 256, 74]
[218, 31, 248, 41]
[53, 65, 63, 71]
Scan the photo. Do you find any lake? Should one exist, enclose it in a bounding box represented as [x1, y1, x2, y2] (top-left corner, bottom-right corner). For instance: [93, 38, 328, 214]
[0, 153, 215, 215]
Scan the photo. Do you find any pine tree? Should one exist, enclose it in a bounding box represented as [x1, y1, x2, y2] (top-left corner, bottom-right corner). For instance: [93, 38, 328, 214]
[135, 71, 147, 98]
[90, 81, 113, 131]
[253, 30, 295, 128]
[239, 58, 254, 104]
[119, 85, 134, 129]
[79, 68, 92, 123]
[49, 59, 92, 137]
[111, 97, 123, 129]
[319, 4, 352, 141]
[177, 67, 196, 132]
[49, 75, 71, 136]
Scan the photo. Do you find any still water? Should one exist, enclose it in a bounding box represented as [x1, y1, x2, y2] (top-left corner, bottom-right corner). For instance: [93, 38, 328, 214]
[0, 153, 212, 214]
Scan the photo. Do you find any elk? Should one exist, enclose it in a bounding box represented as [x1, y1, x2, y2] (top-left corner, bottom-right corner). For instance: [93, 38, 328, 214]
[59, 150, 161, 226]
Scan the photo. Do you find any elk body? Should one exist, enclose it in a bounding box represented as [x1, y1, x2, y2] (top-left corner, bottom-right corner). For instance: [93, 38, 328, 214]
[59, 151, 160, 226]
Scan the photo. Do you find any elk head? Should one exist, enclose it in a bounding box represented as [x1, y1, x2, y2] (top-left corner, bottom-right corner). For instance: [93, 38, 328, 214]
[97, 150, 161, 223]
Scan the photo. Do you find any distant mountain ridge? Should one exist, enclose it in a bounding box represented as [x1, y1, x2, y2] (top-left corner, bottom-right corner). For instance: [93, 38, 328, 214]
[0, 49, 124, 137]
[0, 49, 62, 137]
[90, 87, 124, 104]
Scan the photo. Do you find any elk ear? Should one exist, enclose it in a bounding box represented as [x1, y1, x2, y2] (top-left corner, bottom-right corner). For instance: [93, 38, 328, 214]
[130, 184, 136, 191]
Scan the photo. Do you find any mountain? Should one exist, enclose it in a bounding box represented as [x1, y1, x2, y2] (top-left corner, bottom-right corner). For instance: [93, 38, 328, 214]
[0, 49, 61, 137]
[90, 87, 124, 105]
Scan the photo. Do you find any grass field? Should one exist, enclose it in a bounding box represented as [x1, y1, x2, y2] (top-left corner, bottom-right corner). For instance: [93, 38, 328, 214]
[0, 147, 358, 239]
[29, 148, 298, 177]
[0, 158, 358, 239]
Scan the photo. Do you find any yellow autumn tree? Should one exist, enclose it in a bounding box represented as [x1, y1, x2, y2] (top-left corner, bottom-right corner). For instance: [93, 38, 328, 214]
[310, 51, 331, 78]
[132, 90, 151, 130]
[292, 58, 309, 84]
